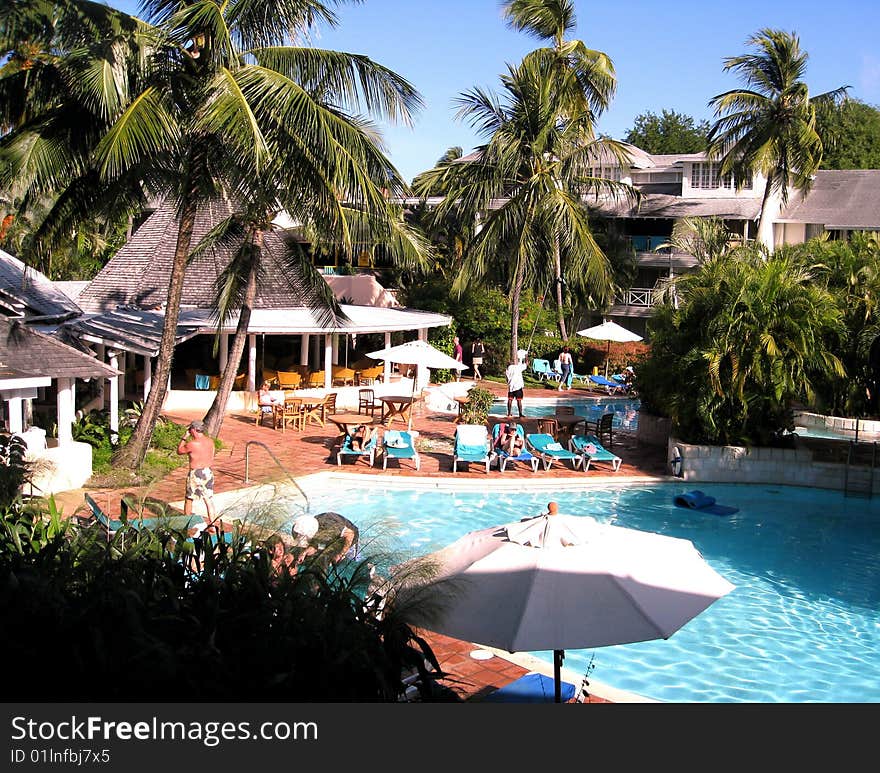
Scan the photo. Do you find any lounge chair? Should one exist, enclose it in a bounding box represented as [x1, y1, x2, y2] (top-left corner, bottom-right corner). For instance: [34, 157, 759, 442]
[530, 358, 560, 382]
[453, 424, 492, 473]
[491, 422, 539, 472]
[526, 432, 584, 471]
[382, 429, 420, 470]
[482, 672, 577, 703]
[569, 434, 622, 472]
[336, 430, 377, 467]
[588, 374, 626, 395]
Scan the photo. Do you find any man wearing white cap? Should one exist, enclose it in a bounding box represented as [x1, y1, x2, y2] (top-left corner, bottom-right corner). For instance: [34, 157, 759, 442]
[292, 512, 358, 564]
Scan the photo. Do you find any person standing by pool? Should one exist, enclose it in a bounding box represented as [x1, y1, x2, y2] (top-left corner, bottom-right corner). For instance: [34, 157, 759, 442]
[176, 420, 217, 532]
[505, 357, 527, 418]
[558, 346, 573, 391]
[453, 335, 463, 381]
[471, 338, 485, 380]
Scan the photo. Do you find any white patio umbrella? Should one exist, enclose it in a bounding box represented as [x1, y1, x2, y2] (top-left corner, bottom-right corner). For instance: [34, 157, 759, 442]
[366, 340, 468, 429]
[576, 320, 643, 377]
[396, 513, 734, 702]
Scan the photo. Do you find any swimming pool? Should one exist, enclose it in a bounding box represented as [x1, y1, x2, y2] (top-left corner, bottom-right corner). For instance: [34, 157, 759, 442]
[266, 480, 880, 703]
[489, 396, 640, 432]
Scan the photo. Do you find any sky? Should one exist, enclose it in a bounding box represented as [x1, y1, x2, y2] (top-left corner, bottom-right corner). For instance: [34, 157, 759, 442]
[110, 0, 880, 183]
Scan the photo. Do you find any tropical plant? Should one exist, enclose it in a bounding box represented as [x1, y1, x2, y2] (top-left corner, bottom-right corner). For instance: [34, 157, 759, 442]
[707, 28, 849, 234]
[414, 50, 634, 361]
[814, 98, 880, 170]
[639, 245, 845, 445]
[0, 432, 29, 509]
[1, 0, 428, 465]
[501, 0, 619, 339]
[458, 385, 495, 425]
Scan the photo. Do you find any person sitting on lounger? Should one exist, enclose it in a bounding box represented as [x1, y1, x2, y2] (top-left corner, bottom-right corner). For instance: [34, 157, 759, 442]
[350, 424, 376, 451]
[496, 422, 524, 456]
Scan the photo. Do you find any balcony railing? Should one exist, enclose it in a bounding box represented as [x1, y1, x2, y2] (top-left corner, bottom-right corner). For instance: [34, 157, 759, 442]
[616, 287, 657, 307]
[627, 235, 672, 253]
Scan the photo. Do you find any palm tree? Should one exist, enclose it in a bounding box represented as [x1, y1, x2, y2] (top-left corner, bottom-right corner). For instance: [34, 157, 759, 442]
[707, 28, 849, 239]
[501, 0, 618, 338]
[2, 0, 426, 467]
[414, 50, 634, 360]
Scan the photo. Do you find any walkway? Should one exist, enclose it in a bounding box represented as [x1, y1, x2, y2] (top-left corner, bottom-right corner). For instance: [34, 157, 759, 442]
[57, 378, 666, 703]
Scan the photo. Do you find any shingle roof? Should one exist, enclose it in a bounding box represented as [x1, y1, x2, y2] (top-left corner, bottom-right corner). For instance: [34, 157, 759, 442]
[76, 196, 314, 313]
[594, 193, 761, 220]
[0, 317, 118, 379]
[0, 248, 83, 319]
[778, 170, 880, 229]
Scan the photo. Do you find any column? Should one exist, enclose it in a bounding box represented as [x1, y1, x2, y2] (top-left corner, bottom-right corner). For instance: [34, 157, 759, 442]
[383, 331, 391, 383]
[7, 397, 23, 434]
[300, 334, 310, 369]
[248, 334, 257, 391]
[142, 355, 152, 401]
[56, 377, 75, 446]
[96, 343, 105, 407]
[219, 333, 228, 373]
[109, 351, 120, 436]
[331, 334, 339, 365]
[118, 351, 127, 399]
[323, 335, 333, 390]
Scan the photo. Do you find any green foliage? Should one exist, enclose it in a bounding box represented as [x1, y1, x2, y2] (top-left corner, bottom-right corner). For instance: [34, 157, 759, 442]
[624, 109, 710, 153]
[0, 433, 30, 510]
[638, 246, 845, 445]
[458, 385, 495, 424]
[815, 98, 880, 170]
[0, 504, 448, 701]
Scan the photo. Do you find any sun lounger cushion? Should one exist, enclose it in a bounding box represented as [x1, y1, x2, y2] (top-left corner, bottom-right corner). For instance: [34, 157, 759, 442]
[482, 672, 576, 703]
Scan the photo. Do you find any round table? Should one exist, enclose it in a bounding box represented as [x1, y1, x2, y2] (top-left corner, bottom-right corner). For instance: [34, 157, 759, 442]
[380, 395, 415, 425]
[327, 412, 377, 436]
[552, 414, 588, 443]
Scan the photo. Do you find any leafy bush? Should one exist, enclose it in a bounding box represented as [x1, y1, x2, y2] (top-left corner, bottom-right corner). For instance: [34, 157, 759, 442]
[0, 505, 449, 701]
[458, 385, 495, 424]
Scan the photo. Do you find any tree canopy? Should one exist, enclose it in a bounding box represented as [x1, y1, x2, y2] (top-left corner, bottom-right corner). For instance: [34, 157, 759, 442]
[816, 98, 880, 170]
[623, 109, 710, 154]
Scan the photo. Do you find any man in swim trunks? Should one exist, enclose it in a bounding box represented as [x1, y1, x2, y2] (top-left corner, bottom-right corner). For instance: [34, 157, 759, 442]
[176, 419, 217, 530]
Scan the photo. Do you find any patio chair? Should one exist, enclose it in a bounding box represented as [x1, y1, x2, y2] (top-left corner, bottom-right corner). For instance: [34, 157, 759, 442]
[491, 422, 539, 473]
[482, 672, 577, 703]
[255, 401, 277, 428]
[382, 429, 420, 471]
[526, 432, 584, 471]
[194, 373, 211, 390]
[358, 388, 382, 418]
[453, 424, 492, 473]
[336, 430, 377, 467]
[357, 364, 384, 385]
[278, 397, 305, 432]
[276, 370, 302, 389]
[530, 358, 560, 382]
[588, 412, 615, 447]
[568, 433, 622, 472]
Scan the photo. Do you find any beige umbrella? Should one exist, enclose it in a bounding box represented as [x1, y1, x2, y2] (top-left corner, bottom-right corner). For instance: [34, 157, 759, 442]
[366, 340, 468, 429]
[576, 320, 643, 377]
[397, 513, 734, 702]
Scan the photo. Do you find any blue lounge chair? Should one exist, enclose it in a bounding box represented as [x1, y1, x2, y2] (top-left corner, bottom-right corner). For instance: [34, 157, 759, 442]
[569, 433, 622, 472]
[491, 422, 539, 473]
[336, 431, 377, 467]
[453, 424, 492, 473]
[86, 492, 203, 533]
[382, 429, 420, 471]
[530, 358, 561, 382]
[525, 432, 584, 471]
[588, 374, 626, 394]
[482, 672, 577, 703]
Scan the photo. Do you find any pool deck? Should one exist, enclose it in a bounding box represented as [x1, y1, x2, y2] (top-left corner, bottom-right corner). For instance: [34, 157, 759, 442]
[57, 379, 668, 703]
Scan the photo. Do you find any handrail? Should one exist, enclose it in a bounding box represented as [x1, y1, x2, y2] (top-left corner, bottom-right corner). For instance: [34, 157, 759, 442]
[244, 440, 310, 513]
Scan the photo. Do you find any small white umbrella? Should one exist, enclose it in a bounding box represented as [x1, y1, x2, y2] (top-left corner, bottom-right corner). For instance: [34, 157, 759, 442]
[397, 513, 734, 702]
[576, 321, 643, 377]
[366, 340, 468, 429]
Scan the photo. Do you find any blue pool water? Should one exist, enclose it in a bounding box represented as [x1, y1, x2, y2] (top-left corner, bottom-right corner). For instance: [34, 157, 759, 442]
[282, 481, 880, 703]
[490, 396, 640, 433]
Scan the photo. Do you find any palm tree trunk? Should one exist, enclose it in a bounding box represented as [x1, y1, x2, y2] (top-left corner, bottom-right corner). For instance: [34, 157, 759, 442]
[756, 171, 775, 249]
[112, 194, 197, 470]
[553, 233, 567, 339]
[203, 230, 262, 436]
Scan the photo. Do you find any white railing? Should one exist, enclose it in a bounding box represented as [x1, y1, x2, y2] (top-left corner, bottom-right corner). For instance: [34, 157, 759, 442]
[616, 288, 656, 307]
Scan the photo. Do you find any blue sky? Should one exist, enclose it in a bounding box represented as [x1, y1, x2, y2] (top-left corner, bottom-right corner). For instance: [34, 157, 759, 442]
[110, 0, 880, 183]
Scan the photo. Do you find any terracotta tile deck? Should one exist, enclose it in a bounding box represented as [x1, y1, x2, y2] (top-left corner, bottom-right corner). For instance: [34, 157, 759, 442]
[58, 379, 666, 703]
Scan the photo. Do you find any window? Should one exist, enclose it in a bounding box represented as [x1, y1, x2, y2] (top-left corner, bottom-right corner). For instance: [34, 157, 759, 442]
[690, 163, 753, 190]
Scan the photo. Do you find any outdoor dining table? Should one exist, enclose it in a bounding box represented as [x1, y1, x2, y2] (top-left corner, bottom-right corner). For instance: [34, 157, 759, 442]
[380, 395, 415, 425]
[300, 398, 327, 428]
[327, 412, 377, 437]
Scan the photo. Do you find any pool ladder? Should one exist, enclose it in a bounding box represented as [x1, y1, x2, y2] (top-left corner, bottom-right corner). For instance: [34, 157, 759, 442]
[844, 440, 876, 498]
[244, 440, 310, 513]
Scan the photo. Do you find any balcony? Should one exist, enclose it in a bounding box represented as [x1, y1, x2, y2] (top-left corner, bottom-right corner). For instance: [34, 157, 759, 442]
[625, 236, 699, 270]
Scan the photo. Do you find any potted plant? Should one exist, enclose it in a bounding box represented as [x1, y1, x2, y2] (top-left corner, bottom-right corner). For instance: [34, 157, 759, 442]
[458, 385, 495, 425]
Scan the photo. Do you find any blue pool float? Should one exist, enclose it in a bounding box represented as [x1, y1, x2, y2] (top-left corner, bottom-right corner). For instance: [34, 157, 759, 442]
[673, 490, 739, 516]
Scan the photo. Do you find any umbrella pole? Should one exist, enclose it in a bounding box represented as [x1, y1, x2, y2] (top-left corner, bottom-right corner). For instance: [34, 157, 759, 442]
[605, 341, 610, 379]
[554, 649, 564, 703]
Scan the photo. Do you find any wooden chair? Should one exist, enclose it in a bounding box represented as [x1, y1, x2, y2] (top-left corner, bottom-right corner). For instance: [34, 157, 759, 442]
[536, 417, 558, 438]
[555, 405, 575, 416]
[321, 391, 337, 421]
[589, 412, 614, 447]
[262, 369, 278, 388]
[307, 370, 326, 388]
[255, 401, 277, 428]
[278, 397, 305, 432]
[276, 370, 302, 389]
[358, 388, 382, 418]
[332, 366, 357, 386]
[233, 373, 247, 390]
[358, 365, 384, 385]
